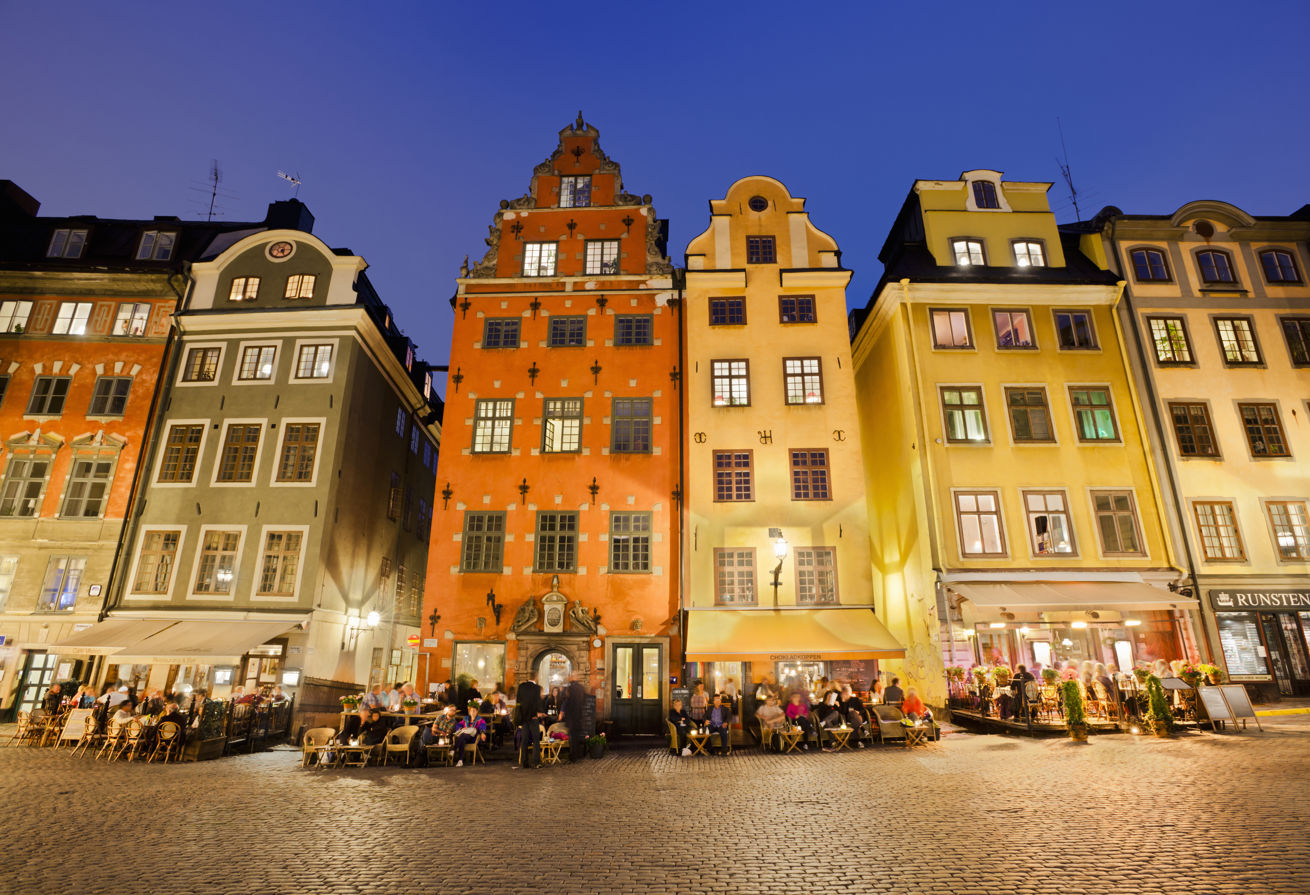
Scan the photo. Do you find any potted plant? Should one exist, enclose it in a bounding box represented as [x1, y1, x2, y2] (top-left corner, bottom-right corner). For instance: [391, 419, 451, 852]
[1132, 663, 1151, 686]
[993, 664, 1012, 686]
[945, 666, 965, 682]
[339, 694, 361, 711]
[1142, 674, 1174, 737]
[401, 696, 419, 713]
[1198, 663, 1224, 685]
[1040, 667, 1059, 686]
[585, 732, 607, 759]
[1177, 662, 1203, 689]
[1060, 669, 1088, 742]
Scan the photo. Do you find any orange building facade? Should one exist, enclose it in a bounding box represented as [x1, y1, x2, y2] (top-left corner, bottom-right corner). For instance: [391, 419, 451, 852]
[421, 116, 680, 734]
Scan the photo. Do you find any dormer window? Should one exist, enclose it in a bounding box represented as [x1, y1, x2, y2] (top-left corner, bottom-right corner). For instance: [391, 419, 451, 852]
[560, 176, 591, 208]
[1012, 240, 1046, 267]
[136, 230, 176, 261]
[951, 239, 986, 266]
[284, 274, 316, 299]
[47, 228, 88, 259]
[972, 181, 1000, 209]
[1197, 249, 1236, 284]
[228, 277, 260, 302]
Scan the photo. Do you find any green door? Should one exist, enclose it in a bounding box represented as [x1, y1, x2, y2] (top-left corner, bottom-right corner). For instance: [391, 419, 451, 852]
[18, 652, 58, 715]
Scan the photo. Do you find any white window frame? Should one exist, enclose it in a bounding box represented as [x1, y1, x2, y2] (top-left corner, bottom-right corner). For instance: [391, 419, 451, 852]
[58, 448, 118, 518]
[152, 418, 211, 488]
[38, 556, 86, 612]
[269, 417, 328, 488]
[952, 488, 1008, 558]
[210, 418, 269, 488]
[52, 301, 93, 335]
[0, 300, 33, 333]
[136, 230, 177, 261]
[231, 341, 280, 385]
[187, 524, 247, 602]
[175, 342, 226, 387]
[124, 526, 187, 600]
[584, 240, 620, 276]
[1262, 499, 1310, 563]
[290, 338, 338, 383]
[523, 242, 558, 277]
[250, 524, 310, 602]
[950, 239, 986, 266]
[228, 277, 261, 302]
[112, 302, 152, 337]
[47, 228, 88, 259]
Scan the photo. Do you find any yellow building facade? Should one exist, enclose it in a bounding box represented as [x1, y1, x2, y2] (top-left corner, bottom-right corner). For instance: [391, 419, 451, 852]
[682, 176, 902, 698]
[1090, 202, 1310, 698]
[851, 171, 1200, 705]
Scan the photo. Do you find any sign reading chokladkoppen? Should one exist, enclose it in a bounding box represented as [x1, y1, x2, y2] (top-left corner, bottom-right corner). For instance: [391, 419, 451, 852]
[1209, 589, 1310, 611]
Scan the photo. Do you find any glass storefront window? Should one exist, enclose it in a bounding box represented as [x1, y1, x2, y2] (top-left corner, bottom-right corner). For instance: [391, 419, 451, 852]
[710, 662, 742, 699]
[776, 661, 825, 695]
[453, 642, 505, 690]
[1217, 613, 1269, 677]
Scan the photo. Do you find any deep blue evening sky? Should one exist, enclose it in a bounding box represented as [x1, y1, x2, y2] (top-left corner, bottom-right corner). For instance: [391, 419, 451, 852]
[4, 2, 1308, 390]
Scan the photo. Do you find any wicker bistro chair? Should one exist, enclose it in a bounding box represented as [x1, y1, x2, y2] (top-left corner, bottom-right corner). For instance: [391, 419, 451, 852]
[96, 718, 126, 760]
[71, 713, 103, 758]
[383, 725, 419, 766]
[666, 720, 681, 755]
[116, 719, 147, 761]
[149, 721, 183, 764]
[300, 727, 337, 768]
[5, 711, 31, 747]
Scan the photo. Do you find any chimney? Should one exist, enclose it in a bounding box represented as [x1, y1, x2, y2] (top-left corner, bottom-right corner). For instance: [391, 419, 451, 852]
[264, 199, 314, 233]
[0, 181, 40, 221]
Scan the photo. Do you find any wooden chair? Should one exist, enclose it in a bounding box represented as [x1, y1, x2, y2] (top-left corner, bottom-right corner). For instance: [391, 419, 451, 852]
[1039, 685, 1060, 721]
[39, 710, 69, 747]
[122, 719, 149, 761]
[460, 737, 486, 765]
[300, 727, 336, 768]
[383, 725, 419, 766]
[5, 711, 30, 747]
[666, 720, 680, 755]
[148, 721, 183, 763]
[96, 718, 125, 760]
[105, 719, 142, 761]
[71, 714, 102, 758]
[1086, 682, 1111, 722]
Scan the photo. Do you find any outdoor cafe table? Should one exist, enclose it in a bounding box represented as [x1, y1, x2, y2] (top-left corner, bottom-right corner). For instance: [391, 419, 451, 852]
[541, 738, 567, 766]
[826, 725, 855, 751]
[903, 724, 931, 749]
[686, 729, 711, 756]
[775, 727, 805, 753]
[338, 742, 378, 767]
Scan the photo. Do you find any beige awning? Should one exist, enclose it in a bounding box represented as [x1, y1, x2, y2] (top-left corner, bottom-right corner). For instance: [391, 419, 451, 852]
[111, 619, 299, 665]
[50, 619, 176, 655]
[685, 608, 905, 662]
[952, 580, 1197, 621]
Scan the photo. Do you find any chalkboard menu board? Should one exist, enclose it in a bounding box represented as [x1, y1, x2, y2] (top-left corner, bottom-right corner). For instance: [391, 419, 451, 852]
[1197, 687, 1233, 723]
[581, 693, 596, 737]
[671, 687, 690, 707]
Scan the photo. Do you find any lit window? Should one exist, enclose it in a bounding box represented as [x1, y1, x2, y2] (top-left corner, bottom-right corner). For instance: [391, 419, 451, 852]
[136, 230, 176, 261]
[295, 343, 333, 379]
[1013, 241, 1045, 267]
[1131, 248, 1170, 281]
[941, 387, 988, 443]
[1148, 317, 1192, 364]
[1091, 491, 1143, 555]
[472, 400, 513, 453]
[746, 236, 776, 264]
[1267, 502, 1310, 561]
[182, 347, 220, 382]
[795, 547, 838, 604]
[1054, 310, 1097, 349]
[930, 309, 972, 348]
[276, 423, 320, 483]
[783, 358, 823, 405]
[215, 424, 261, 483]
[711, 359, 750, 406]
[584, 240, 619, 275]
[972, 181, 1000, 209]
[542, 398, 583, 453]
[547, 316, 586, 347]
[1194, 501, 1244, 561]
[47, 228, 88, 259]
[993, 309, 1034, 348]
[955, 491, 1005, 556]
[559, 176, 591, 208]
[0, 451, 52, 517]
[132, 531, 179, 594]
[237, 346, 277, 381]
[779, 296, 816, 323]
[0, 301, 33, 333]
[257, 531, 303, 596]
[1023, 491, 1075, 555]
[194, 531, 241, 594]
[1197, 250, 1236, 284]
[714, 548, 756, 605]
[1260, 249, 1301, 284]
[1069, 388, 1119, 442]
[228, 277, 260, 302]
[52, 301, 93, 335]
[38, 556, 85, 611]
[113, 303, 151, 336]
[1167, 403, 1218, 457]
[1214, 317, 1261, 365]
[88, 376, 131, 415]
[482, 318, 520, 348]
[523, 242, 557, 277]
[158, 425, 203, 483]
[709, 298, 745, 326]
[951, 239, 985, 266]
[284, 274, 316, 299]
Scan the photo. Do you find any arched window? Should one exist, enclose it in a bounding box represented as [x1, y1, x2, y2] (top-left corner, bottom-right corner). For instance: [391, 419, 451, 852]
[536, 650, 573, 690]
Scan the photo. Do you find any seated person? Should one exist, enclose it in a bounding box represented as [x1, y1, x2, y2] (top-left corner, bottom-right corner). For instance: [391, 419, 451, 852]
[452, 702, 487, 766]
[667, 698, 692, 755]
[41, 683, 63, 714]
[869, 681, 885, 705]
[705, 694, 732, 754]
[883, 677, 905, 705]
[754, 696, 786, 746]
[784, 693, 814, 747]
[901, 688, 928, 722]
[420, 704, 459, 748]
[840, 686, 869, 746]
[359, 709, 390, 746]
[817, 691, 845, 728]
[111, 702, 136, 727]
[546, 721, 569, 741]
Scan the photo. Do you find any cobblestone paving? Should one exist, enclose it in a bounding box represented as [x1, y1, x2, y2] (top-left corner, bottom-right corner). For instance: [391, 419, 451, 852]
[3, 718, 1309, 895]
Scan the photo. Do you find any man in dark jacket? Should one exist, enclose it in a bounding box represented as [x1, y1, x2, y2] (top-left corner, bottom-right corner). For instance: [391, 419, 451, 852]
[667, 698, 692, 754]
[562, 675, 586, 762]
[515, 675, 545, 769]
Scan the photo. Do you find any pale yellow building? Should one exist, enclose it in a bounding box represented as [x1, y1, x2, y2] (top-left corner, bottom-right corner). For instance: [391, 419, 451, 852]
[682, 176, 902, 699]
[851, 171, 1199, 705]
[1087, 201, 1310, 699]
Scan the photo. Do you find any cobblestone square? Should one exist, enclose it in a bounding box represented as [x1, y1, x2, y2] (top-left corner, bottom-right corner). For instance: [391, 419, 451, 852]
[2, 719, 1308, 895]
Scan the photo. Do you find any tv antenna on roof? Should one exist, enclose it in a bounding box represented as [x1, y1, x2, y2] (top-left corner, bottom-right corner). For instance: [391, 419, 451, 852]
[1055, 118, 1081, 222]
[277, 170, 303, 198]
[187, 159, 237, 220]
[205, 160, 222, 221]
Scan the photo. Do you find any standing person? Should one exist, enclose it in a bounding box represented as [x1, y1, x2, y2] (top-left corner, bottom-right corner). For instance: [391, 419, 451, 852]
[689, 680, 709, 722]
[1011, 664, 1036, 721]
[883, 677, 905, 705]
[515, 674, 545, 769]
[562, 674, 586, 762]
[754, 673, 779, 704]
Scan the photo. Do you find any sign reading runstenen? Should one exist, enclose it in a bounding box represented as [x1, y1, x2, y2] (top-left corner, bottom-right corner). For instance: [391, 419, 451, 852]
[1209, 589, 1310, 611]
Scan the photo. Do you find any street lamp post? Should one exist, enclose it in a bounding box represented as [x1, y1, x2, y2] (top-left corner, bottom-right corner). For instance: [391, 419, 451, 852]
[769, 527, 789, 607]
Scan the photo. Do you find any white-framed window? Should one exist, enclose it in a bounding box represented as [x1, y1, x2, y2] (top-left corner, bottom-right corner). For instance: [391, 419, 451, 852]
[0, 300, 33, 333]
[129, 528, 183, 596]
[711, 359, 750, 407]
[38, 556, 85, 611]
[795, 547, 838, 604]
[714, 548, 757, 605]
[52, 301, 93, 335]
[584, 240, 620, 275]
[951, 239, 985, 266]
[26, 376, 71, 415]
[0, 450, 53, 517]
[930, 309, 973, 348]
[228, 277, 260, 302]
[113, 303, 151, 336]
[190, 527, 244, 598]
[272, 419, 323, 485]
[60, 451, 116, 518]
[542, 398, 583, 453]
[254, 526, 307, 599]
[293, 342, 334, 380]
[236, 345, 278, 382]
[559, 175, 591, 208]
[783, 358, 823, 405]
[284, 274, 316, 299]
[523, 242, 557, 277]
[472, 400, 513, 453]
[0, 555, 20, 610]
[1266, 501, 1310, 562]
[136, 230, 176, 261]
[1012, 240, 1046, 267]
[955, 490, 1006, 557]
[47, 228, 88, 259]
[179, 344, 223, 384]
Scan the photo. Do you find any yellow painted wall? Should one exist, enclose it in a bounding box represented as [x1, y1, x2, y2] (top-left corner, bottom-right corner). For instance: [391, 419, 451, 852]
[684, 176, 875, 615]
[916, 175, 1068, 269]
